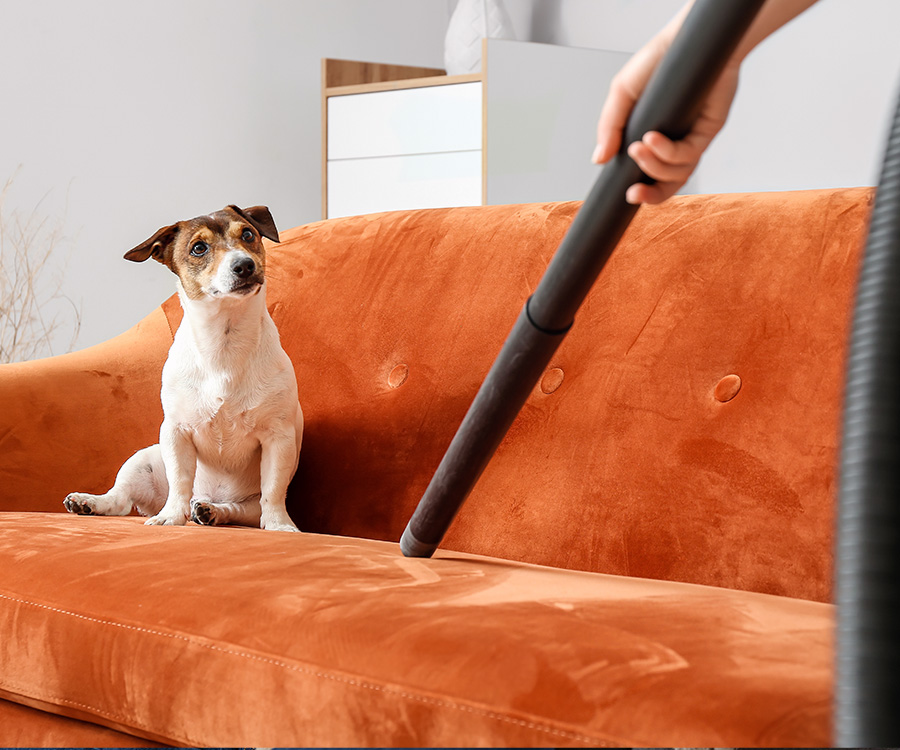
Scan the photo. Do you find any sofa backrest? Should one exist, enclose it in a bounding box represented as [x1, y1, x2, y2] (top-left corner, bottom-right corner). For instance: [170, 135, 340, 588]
[163, 189, 870, 602]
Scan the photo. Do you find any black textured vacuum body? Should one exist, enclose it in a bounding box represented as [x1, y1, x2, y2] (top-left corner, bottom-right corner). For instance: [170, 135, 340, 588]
[836, 87, 900, 746]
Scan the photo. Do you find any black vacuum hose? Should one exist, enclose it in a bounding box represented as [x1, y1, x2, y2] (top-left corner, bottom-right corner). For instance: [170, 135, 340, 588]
[836, 87, 900, 746]
[400, 0, 766, 559]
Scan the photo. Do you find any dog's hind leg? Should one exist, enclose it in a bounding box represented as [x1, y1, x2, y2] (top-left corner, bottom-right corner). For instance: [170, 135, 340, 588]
[190, 495, 263, 528]
[65, 445, 168, 517]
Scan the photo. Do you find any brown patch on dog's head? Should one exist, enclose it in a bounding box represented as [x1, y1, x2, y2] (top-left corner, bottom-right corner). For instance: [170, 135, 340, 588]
[125, 205, 280, 300]
[226, 205, 280, 243]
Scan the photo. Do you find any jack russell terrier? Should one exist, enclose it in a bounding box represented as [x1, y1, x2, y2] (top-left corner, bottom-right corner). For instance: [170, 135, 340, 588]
[64, 205, 302, 532]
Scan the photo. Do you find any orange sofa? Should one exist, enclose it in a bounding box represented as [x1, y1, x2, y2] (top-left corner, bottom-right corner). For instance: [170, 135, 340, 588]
[0, 188, 870, 747]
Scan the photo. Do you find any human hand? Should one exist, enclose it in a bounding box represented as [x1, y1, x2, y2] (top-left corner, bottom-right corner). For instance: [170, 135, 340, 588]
[592, 28, 741, 205]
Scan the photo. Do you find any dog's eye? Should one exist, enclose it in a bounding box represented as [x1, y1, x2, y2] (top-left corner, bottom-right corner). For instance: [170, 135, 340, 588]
[241, 229, 254, 242]
[190, 241, 209, 257]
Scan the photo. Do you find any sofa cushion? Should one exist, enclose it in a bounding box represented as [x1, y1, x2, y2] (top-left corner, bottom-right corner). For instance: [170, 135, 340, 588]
[0, 697, 163, 748]
[0, 513, 830, 747]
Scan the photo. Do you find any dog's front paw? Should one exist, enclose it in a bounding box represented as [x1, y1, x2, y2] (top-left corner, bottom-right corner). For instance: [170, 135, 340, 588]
[144, 509, 188, 526]
[260, 512, 300, 532]
[263, 521, 300, 532]
[190, 500, 219, 526]
[64, 493, 96, 515]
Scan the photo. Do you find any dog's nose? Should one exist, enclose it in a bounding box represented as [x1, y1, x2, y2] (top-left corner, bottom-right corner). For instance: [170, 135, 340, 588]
[232, 257, 256, 279]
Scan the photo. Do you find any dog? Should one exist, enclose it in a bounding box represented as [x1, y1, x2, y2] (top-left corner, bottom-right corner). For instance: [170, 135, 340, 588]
[64, 205, 302, 532]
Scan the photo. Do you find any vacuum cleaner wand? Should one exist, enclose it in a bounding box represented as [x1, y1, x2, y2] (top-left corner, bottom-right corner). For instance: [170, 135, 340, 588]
[400, 0, 766, 559]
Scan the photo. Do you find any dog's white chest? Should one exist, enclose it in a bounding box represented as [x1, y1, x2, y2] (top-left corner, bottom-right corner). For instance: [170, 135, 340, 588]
[164, 345, 263, 437]
[199, 397, 254, 447]
[186, 372, 265, 440]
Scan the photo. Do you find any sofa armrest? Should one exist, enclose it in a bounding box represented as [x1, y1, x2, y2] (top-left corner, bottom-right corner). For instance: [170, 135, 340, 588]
[0, 300, 176, 513]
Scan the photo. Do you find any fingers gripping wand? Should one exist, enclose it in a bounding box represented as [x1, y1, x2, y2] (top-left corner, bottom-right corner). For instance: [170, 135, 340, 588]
[400, 0, 766, 559]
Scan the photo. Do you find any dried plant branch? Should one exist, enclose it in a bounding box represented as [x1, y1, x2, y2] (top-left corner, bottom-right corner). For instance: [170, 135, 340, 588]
[0, 173, 82, 363]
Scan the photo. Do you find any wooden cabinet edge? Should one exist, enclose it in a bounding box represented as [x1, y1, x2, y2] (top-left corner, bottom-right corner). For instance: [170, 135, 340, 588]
[325, 73, 483, 98]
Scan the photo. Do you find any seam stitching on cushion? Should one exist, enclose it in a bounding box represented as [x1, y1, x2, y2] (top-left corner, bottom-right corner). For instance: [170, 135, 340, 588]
[0, 592, 620, 747]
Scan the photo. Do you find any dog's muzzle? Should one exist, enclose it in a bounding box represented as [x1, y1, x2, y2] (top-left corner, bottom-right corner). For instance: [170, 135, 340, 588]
[227, 254, 263, 294]
[232, 256, 256, 279]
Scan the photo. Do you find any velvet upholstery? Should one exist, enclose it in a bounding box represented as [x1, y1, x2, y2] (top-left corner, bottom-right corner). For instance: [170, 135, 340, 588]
[0, 698, 162, 748]
[264, 190, 869, 603]
[0, 513, 831, 747]
[0, 189, 871, 745]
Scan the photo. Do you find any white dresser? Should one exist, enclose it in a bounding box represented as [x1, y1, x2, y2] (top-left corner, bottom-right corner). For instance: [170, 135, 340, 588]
[322, 42, 631, 220]
[326, 78, 483, 219]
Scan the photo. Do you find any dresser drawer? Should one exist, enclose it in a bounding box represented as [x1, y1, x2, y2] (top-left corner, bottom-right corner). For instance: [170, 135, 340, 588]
[327, 151, 482, 219]
[327, 82, 482, 161]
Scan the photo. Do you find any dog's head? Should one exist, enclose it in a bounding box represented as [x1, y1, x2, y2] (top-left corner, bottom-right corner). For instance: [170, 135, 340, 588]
[124, 205, 279, 300]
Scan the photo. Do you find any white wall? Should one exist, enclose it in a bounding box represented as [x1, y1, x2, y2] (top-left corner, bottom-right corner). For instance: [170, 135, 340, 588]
[503, 0, 900, 195]
[701, 0, 900, 195]
[0, 0, 448, 357]
[5, 0, 900, 357]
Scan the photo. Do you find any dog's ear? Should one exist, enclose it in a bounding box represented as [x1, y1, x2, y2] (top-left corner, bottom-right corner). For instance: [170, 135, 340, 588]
[229, 205, 280, 243]
[124, 223, 180, 264]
